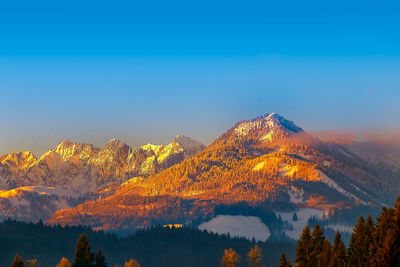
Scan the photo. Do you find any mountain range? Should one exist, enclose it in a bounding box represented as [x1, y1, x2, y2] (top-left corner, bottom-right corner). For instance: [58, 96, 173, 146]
[45, 113, 400, 236]
[0, 135, 205, 221]
[1, 113, 400, 240]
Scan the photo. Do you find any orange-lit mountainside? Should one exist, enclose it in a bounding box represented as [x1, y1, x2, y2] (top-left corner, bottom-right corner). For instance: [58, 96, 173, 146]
[0, 135, 205, 221]
[48, 113, 400, 234]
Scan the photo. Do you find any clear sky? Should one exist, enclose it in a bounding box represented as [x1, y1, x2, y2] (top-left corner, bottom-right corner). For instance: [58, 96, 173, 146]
[1, 0, 400, 155]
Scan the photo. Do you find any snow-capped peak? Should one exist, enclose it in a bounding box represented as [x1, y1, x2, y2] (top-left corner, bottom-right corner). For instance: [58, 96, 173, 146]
[233, 112, 303, 141]
[263, 113, 303, 133]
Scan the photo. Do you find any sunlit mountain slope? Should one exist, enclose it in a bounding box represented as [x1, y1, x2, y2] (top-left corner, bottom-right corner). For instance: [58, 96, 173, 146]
[49, 113, 400, 232]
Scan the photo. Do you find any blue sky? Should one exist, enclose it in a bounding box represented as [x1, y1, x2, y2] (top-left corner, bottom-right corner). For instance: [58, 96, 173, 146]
[1, 0, 400, 155]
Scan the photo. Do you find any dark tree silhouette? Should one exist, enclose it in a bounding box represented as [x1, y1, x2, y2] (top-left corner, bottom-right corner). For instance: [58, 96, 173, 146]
[11, 254, 24, 267]
[370, 207, 396, 266]
[317, 239, 332, 267]
[73, 234, 94, 267]
[348, 216, 367, 266]
[220, 248, 240, 267]
[310, 224, 325, 266]
[279, 253, 292, 267]
[328, 232, 347, 267]
[296, 225, 312, 267]
[247, 245, 262, 267]
[95, 250, 107, 267]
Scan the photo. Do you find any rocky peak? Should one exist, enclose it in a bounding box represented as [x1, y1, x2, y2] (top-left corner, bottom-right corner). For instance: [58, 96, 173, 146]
[233, 112, 303, 141]
[95, 138, 133, 167]
[57, 139, 73, 148]
[0, 151, 37, 170]
[173, 135, 206, 158]
[53, 139, 99, 162]
[263, 113, 303, 133]
[105, 138, 130, 150]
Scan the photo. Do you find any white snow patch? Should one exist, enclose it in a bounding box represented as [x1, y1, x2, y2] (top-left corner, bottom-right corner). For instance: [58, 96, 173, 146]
[234, 121, 262, 136]
[319, 172, 366, 204]
[277, 209, 325, 240]
[324, 224, 353, 233]
[198, 215, 270, 241]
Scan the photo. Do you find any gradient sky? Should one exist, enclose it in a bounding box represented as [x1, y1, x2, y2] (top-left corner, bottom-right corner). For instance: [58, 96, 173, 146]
[1, 0, 400, 156]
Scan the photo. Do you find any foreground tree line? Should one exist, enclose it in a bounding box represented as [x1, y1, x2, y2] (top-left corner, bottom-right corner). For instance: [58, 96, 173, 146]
[293, 196, 400, 267]
[8, 196, 400, 266]
[3, 221, 294, 266]
[11, 234, 140, 267]
[11, 234, 265, 267]
[219, 196, 400, 267]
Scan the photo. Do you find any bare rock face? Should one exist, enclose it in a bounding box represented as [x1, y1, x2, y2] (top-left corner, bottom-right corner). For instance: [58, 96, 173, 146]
[173, 135, 206, 159]
[0, 136, 205, 194]
[0, 135, 205, 222]
[141, 135, 206, 171]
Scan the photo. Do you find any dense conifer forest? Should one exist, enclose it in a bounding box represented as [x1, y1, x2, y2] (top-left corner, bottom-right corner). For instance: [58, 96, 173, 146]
[4, 196, 400, 266]
[1, 220, 295, 267]
[289, 196, 400, 267]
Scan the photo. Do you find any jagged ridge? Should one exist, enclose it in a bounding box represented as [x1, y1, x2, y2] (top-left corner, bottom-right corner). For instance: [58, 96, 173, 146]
[0, 135, 205, 193]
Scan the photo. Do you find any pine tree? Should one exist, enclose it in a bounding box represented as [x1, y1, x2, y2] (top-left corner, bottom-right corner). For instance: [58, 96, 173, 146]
[247, 245, 262, 267]
[370, 207, 395, 266]
[348, 216, 369, 266]
[328, 232, 346, 267]
[392, 196, 400, 265]
[73, 234, 94, 267]
[221, 248, 240, 267]
[278, 253, 292, 267]
[310, 224, 325, 266]
[296, 225, 312, 267]
[56, 257, 72, 267]
[25, 259, 39, 267]
[316, 239, 332, 267]
[124, 259, 140, 267]
[364, 215, 375, 264]
[11, 255, 24, 267]
[95, 250, 107, 267]
[371, 196, 400, 267]
[379, 228, 397, 267]
[293, 212, 298, 221]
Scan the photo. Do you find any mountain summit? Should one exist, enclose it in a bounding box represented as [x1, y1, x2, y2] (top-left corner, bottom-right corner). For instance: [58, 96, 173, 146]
[172, 135, 206, 159]
[231, 113, 303, 141]
[49, 113, 400, 232]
